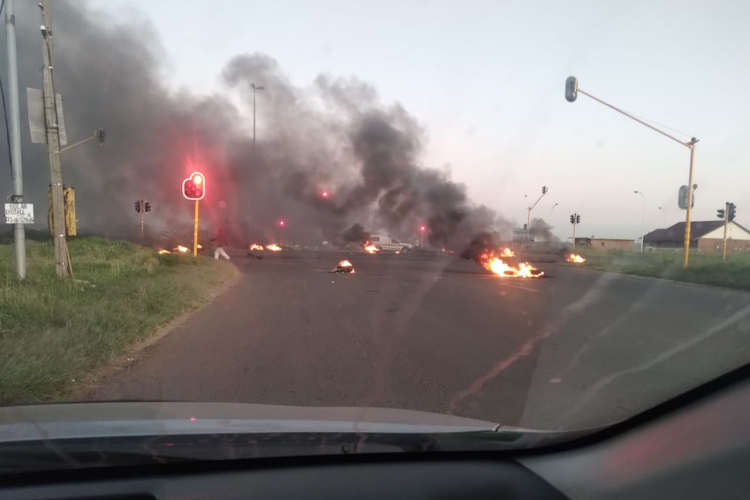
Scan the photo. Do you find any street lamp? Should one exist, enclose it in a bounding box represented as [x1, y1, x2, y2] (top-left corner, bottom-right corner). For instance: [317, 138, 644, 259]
[634, 191, 645, 252]
[658, 206, 666, 228]
[551, 202, 559, 213]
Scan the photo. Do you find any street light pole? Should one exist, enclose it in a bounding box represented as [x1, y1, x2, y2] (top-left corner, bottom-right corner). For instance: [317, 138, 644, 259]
[551, 203, 558, 213]
[5, 0, 26, 279]
[634, 191, 645, 252]
[251, 83, 264, 152]
[250, 83, 264, 227]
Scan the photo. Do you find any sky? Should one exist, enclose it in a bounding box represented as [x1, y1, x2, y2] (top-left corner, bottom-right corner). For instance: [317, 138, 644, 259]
[75, 0, 750, 239]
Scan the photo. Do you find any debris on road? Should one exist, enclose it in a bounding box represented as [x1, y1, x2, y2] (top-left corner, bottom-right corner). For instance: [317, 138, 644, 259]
[331, 260, 355, 274]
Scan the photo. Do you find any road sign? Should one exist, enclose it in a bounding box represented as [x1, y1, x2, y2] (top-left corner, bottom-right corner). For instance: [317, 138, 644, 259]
[5, 203, 34, 224]
[26, 87, 68, 145]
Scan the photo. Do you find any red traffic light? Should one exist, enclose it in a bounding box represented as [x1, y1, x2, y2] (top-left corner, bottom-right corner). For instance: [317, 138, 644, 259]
[182, 171, 206, 200]
[322, 191, 329, 198]
[278, 220, 285, 227]
[420, 226, 426, 232]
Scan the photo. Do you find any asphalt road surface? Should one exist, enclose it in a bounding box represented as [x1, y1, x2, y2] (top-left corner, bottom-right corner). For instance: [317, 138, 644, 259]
[89, 251, 750, 430]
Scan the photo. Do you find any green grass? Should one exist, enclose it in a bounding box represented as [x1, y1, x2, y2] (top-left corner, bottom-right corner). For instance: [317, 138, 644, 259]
[0, 237, 238, 405]
[563, 248, 750, 291]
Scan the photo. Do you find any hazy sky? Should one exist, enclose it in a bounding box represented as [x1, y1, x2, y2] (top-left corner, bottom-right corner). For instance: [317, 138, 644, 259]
[97, 0, 749, 240]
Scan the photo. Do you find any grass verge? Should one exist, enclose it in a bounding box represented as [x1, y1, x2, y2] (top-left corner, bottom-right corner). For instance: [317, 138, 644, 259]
[561, 249, 750, 291]
[0, 237, 238, 405]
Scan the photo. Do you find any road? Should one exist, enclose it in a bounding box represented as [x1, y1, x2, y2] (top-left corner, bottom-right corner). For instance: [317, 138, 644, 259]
[88, 251, 750, 430]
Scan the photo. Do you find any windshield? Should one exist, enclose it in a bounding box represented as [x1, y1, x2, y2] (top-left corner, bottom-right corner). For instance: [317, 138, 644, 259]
[1, 0, 749, 471]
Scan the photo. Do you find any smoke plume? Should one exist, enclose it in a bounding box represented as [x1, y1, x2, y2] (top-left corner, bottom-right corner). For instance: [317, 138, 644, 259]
[0, 2, 506, 248]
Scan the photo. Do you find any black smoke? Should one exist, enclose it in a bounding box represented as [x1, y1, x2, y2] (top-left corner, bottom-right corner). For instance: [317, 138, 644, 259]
[0, 2, 507, 248]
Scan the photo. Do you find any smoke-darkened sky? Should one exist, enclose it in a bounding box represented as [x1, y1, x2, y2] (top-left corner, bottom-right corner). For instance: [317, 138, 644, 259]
[2, 0, 749, 243]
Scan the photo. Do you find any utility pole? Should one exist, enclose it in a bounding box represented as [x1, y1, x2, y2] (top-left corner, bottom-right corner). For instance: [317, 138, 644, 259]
[140, 201, 145, 243]
[40, 0, 69, 277]
[5, 0, 26, 279]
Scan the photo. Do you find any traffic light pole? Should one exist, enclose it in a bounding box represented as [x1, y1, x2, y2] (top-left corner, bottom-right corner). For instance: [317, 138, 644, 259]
[140, 201, 145, 244]
[193, 200, 200, 257]
[573, 220, 577, 250]
[574, 86, 698, 268]
[722, 202, 729, 261]
[526, 188, 547, 241]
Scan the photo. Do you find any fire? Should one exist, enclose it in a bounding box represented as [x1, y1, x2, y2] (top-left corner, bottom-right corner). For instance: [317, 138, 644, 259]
[500, 247, 515, 257]
[158, 249, 171, 255]
[197, 244, 203, 249]
[479, 253, 543, 278]
[566, 253, 586, 263]
[249, 243, 264, 251]
[337, 260, 355, 273]
[266, 244, 282, 252]
[363, 241, 380, 254]
[175, 245, 189, 253]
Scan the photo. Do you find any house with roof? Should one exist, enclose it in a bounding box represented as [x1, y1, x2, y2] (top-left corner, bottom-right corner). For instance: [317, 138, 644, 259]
[643, 220, 750, 253]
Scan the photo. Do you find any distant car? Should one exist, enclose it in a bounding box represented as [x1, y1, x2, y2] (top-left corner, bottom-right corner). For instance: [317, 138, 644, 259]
[370, 235, 413, 253]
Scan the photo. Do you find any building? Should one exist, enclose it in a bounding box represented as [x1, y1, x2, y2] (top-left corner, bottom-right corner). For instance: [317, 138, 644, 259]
[575, 237, 635, 251]
[643, 220, 750, 253]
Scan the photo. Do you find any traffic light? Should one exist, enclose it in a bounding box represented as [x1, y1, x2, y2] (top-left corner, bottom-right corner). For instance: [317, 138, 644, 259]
[321, 191, 329, 198]
[678, 185, 695, 209]
[182, 172, 205, 200]
[565, 76, 578, 103]
[728, 203, 736, 222]
[542, 186, 548, 195]
[576, 214, 581, 224]
[278, 220, 285, 227]
[420, 225, 426, 232]
[523, 224, 527, 231]
[144, 201, 151, 213]
[135, 200, 141, 213]
[569, 215, 575, 225]
[717, 208, 725, 220]
[97, 128, 106, 145]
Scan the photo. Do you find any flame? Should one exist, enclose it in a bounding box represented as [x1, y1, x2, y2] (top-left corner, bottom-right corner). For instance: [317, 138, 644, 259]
[266, 244, 282, 252]
[338, 259, 355, 273]
[479, 253, 543, 278]
[249, 243, 264, 251]
[566, 253, 586, 263]
[500, 247, 515, 257]
[197, 244, 203, 249]
[363, 241, 380, 254]
[158, 249, 171, 255]
[175, 245, 189, 253]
